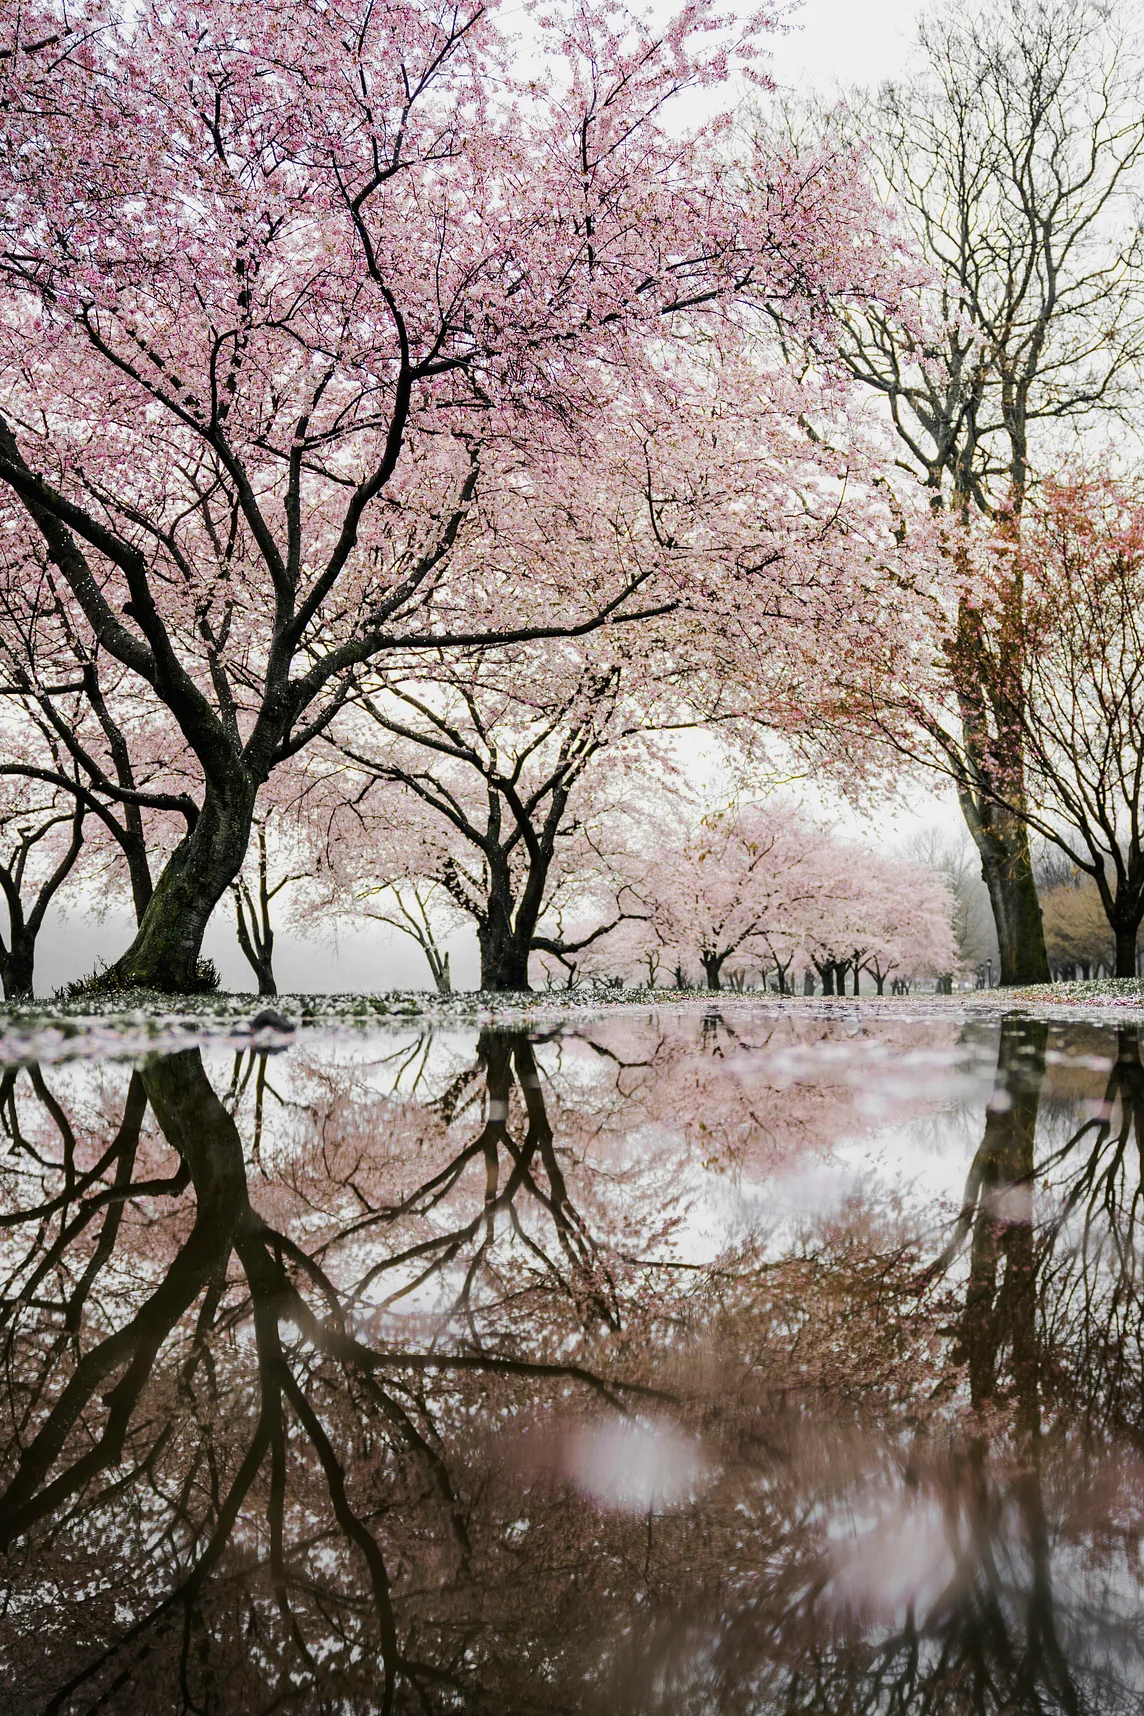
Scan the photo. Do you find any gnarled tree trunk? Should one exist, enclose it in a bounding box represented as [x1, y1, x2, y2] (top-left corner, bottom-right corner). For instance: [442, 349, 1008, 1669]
[106, 779, 257, 992]
[477, 896, 532, 991]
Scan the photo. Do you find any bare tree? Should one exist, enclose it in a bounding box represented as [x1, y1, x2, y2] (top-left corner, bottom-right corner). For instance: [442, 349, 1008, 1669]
[334, 878, 456, 995]
[833, 0, 1144, 983]
[909, 482, 1144, 977]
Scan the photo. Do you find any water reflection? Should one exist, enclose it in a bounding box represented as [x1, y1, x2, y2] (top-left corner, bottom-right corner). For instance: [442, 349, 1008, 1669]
[0, 1012, 1141, 1711]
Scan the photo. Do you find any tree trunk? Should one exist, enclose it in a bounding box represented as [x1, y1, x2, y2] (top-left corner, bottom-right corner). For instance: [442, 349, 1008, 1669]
[234, 899, 277, 996]
[701, 952, 723, 990]
[122, 825, 154, 927]
[875, 973, 885, 995]
[955, 1018, 1045, 1421]
[252, 958, 277, 997]
[1115, 925, 1138, 980]
[958, 793, 1049, 988]
[107, 780, 257, 992]
[0, 935, 35, 1001]
[478, 919, 531, 991]
[852, 965, 860, 995]
[819, 964, 834, 996]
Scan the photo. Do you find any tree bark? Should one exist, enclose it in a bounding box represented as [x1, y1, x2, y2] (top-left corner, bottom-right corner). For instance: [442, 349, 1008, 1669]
[0, 937, 34, 1001]
[234, 901, 276, 995]
[478, 917, 531, 991]
[430, 949, 451, 996]
[970, 807, 1050, 986]
[1115, 925, 1138, 981]
[701, 952, 723, 990]
[106, 780, 257, 991]
[248, 956, 277, 997]
[953, 600, 1052, 988]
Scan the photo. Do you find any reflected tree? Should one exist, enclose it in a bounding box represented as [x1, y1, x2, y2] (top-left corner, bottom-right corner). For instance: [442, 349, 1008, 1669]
[0, 1018, 1143, 1712]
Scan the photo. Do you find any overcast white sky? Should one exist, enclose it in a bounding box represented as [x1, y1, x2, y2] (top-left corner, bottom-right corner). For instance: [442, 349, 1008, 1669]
[763, 0, 919, 93]
[38, 0, 945, 996]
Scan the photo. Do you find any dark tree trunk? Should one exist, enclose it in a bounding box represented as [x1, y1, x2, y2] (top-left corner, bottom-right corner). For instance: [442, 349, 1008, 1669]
[852, 965, 860, 995]
[0, 936, 34, 1001]
[430, 949, 451, 996]
[819, 964, 834, 996]
[122, 831, 154, 927]
[248, 956, 277, 997]
[955, 1019, 1045, 1421]
[478, 919, 531, 991]
[875, 973, 885, 995]
[701, 952, 723, 990]
[106, 780, 257, 992]
[234, 894, 277, 996]
[476, 841, 550, 992]
[0, 804, 86, 999]
[960, 795, 1050, 987]
[1115, 925, 1138, 980]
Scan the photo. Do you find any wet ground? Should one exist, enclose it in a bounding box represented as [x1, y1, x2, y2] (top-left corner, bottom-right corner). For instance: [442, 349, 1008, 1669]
[0, 1003, 1141, 1713]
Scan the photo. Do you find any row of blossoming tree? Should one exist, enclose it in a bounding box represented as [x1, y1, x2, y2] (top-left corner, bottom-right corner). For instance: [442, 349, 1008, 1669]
[0, 0, 1143, 995]
[312, 788, 959, 995]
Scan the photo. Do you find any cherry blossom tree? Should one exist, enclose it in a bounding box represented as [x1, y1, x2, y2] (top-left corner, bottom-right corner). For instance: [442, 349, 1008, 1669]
[0, 0, 899, 991]
[317, 628, 681, 989]
[295, 782, 468, 991]
[853, 859, 960, 993]
[230, 815, 311, 996]
[800, 847, 958, 995]
[603, 801, 959, 995]
[608, 800, 835, 991]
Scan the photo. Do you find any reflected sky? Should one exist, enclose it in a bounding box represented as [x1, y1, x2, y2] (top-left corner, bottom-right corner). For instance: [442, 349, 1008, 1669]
[0, 1008, 1140, 1713]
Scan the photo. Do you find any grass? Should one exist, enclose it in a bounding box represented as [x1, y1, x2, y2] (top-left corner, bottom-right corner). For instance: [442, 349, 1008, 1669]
[1005, 976, 1144, 1005]
[0, 978, 1141, 1070]
[0, 983, 721, 1067]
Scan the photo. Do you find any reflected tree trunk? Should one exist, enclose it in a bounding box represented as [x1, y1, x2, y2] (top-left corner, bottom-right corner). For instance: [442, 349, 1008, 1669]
[937, 1017, 1079, 1713]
